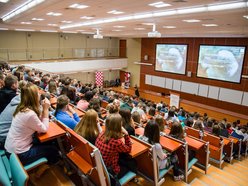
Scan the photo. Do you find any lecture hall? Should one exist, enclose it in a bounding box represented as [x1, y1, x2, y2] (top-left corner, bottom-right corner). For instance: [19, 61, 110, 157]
[0, 0, 248, 186]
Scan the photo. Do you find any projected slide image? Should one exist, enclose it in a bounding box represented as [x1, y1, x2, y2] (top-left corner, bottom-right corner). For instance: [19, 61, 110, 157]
[155, 44, 187, 74]
[197, 45, 245, 83]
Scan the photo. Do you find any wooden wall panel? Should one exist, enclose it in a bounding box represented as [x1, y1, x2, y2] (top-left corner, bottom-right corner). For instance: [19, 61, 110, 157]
[140, 37, 248, 115]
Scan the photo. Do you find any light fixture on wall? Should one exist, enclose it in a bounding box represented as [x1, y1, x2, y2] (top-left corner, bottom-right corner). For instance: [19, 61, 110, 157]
[144, 55, 148, 61]
[134, 62, 153, 66]
[1, 0, 45, 21]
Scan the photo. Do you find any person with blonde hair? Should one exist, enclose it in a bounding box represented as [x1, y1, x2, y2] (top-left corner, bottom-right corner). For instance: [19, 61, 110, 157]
[74, 109, 102, 145]
[5, 82, 59, 165]
[55, 95, 80, 129]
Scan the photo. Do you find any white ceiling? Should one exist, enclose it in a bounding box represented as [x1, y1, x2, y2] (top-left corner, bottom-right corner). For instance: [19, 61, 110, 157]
[0, 0, 248, 38]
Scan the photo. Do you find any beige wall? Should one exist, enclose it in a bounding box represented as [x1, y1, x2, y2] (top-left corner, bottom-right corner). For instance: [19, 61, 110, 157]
[126, 38, 141, 87]
[0, 31, 119, 61]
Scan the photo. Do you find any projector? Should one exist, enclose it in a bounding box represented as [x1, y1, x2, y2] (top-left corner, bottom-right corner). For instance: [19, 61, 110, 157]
[93, 34, 103, 39]
[148, 31, 161, 38]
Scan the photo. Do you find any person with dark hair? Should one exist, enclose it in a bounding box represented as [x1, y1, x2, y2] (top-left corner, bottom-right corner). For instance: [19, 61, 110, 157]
[119, 109, 135, 136]
[204, 118, 213, 133]
[219, 123, 229, 138]
[193, 121, 204, 139]
[212, 124, 221, 137]
[54, 95, 80, 129]
[134, 85, 140, 97]
[140, 120, 184, 181]
[0, 71, 5, 88]
[0, 74, 18, 113]
[120, 96, 133, 111]
[226, 123, 233, 134]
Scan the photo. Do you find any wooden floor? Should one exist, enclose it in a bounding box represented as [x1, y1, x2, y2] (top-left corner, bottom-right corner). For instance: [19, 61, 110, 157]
[30, 158, 248, 186]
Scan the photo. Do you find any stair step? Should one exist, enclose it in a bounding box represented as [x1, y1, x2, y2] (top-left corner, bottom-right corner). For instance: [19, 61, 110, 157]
[190, 178, 209, 186]
[208, 172, 241, 186]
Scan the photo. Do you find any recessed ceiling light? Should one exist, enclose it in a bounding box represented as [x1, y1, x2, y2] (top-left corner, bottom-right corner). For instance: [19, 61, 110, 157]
[62, 31, 77, 33]
[0, 0, 9, 3]
[15, 28, 35, 31]
[142, 23, 154, 25]
[21, 22, 32, 24]
[134, 27, 146, 30]
[0, 28, 8, 30]
[107, 10, 124, 14]
[69, 3, 88, 9]
[40, 30, 57, 32]
[61, 20, 72, 23]
[32, 18, 44, 21]
[113, 25, 125, 28]
[48, 23, 58, 26]
[47, 12, 62, 16]
[202, 24, 218, 27]
[148, 1, 171, 8]
[183, 19, 201, 23]
[163, 26, 176, 28]
[243, 15, 248, 19]
[112, 29, 122, 31]
[80, 16, 94, 19]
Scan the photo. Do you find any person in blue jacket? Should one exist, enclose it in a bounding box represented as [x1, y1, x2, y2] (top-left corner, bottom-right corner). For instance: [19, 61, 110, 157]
[55, 95, 80, 129]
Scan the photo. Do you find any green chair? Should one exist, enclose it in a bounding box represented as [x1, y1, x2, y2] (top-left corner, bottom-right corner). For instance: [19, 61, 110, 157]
[9, 153, 29, 186]
[0, 156, 11, 186]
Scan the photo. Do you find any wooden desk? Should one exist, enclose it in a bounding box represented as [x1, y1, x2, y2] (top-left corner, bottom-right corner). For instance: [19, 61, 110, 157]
[67, 150, 92, 174]
[160, 136, 182, 152]
[185, 136, 204, 150]
[130, 137, 149, 158]
[135, 127, 144, 136]
[223, 138, 230, 146]
[38, 121, 66, 143]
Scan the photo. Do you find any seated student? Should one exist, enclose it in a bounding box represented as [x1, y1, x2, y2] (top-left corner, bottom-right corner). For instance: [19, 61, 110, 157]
[0, 74, 18, 113]
[169, 121, 195, 162]
[77, 94, 90, 111]
[119, 109, 135, 136]
[155, 115, 165, 132]
[219, 123, 229, 138]
[0, 95, 20, 149]
[212, 124, 221, 137]
[74, 109, 102, 145]
[5, 83, 59, 165]
[178, 109, 187, 127]
[131, 111, 141, 125]
[204, 118, 213, 133]
[96, 114, 136, 179]
[55, 95, 80, 129]
[131, 102, 147, 121]
[139, 120, 184, 181]
[0, 71, 5, 89]
[226, 123, 233, 135]
[193, 121, 204, 139]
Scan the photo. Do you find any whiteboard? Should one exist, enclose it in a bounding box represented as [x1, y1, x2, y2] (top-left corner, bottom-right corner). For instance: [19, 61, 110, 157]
[208, 86, 219, 99]
[152, 76, 165, 88]
[242, 92, 248, 106]
[181, 81, 199, 95]
[219, 88, 243, 105]
[198, 84, 209, 97]
[166, 78, 173, 89]
[145, 75, 152, 85]
[173, 80, 181, 91]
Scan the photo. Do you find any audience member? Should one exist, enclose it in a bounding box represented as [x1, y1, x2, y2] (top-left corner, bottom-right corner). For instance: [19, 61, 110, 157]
[0, 74, 18, 113]
[54, 95, 80, 129]
[5, 83, 59, 165]
[74, 109, 102, 145]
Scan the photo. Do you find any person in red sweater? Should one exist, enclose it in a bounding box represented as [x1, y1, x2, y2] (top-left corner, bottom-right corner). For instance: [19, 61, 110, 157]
[96, 113, 136, 179]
